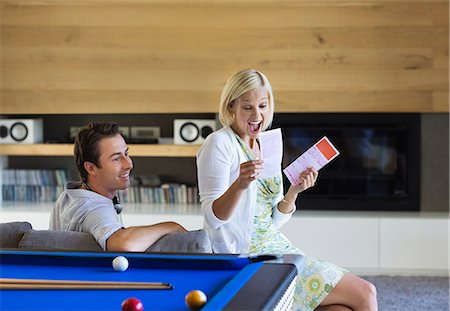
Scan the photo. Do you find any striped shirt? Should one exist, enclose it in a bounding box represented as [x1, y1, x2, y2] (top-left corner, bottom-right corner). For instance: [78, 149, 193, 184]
[49, 181, 123, 250]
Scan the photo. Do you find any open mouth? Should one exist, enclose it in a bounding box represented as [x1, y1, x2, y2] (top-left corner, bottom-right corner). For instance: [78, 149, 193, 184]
[119, 173, 130, 180]
[248, 121, 262, 134]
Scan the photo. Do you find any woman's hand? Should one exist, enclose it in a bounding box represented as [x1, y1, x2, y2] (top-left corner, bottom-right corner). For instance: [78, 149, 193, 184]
[236, 159, 264, 189]
[291, 167, 318, 194]
[212, 159, 264, 221]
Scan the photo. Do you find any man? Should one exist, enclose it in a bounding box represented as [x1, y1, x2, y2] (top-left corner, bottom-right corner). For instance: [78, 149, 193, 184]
[50, 122, 186, 251]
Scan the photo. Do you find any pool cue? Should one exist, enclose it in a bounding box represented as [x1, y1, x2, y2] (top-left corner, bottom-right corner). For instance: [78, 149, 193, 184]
[0, 278, 173, 290]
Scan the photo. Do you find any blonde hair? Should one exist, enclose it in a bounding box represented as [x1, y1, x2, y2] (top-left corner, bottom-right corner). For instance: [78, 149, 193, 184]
[219, 69, 275, 130]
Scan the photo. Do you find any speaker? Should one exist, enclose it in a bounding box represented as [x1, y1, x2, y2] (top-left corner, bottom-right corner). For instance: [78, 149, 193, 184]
[174, 119, 216, 145]
[0, 119, 43, 144]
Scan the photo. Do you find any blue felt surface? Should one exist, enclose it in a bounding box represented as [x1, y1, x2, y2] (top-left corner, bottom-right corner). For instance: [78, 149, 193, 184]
[0, 251, 259, 311]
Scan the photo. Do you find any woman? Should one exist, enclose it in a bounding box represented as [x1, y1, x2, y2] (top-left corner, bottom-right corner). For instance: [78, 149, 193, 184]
[196, 69, 377, 311]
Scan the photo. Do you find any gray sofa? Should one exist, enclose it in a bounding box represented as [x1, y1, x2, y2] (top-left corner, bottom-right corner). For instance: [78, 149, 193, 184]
[0, 221, 212, 253]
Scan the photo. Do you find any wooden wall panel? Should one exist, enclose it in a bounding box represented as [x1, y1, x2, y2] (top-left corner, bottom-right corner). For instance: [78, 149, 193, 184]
[1, 3, 443, 28]
[3, 26, 447, 50]
[0, 0, 448, 114]
[0, 47, 437, 70]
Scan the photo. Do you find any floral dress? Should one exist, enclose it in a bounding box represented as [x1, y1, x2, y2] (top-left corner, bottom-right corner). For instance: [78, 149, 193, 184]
[237, 136, 347, 311]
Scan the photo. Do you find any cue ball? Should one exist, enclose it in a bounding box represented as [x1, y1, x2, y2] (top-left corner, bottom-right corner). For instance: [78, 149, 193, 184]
[185, 290, 207, 310]
[121, 297, 143, 311]
[112, 256, 129, 272]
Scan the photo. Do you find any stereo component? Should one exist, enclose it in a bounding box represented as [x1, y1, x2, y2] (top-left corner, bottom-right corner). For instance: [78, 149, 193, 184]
[174, 119, 216, 145]
[0, 119, 43, 144]
[69, 126, 159, 144]
[129, 126, 160, 144]
[69, 126, 130, 142]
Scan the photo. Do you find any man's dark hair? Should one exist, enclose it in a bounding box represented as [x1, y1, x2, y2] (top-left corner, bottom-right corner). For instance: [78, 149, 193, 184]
[74, 122, 120, 181]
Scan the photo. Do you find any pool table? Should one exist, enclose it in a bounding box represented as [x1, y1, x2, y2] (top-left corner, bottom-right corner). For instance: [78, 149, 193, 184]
[0, 250, 303, 311]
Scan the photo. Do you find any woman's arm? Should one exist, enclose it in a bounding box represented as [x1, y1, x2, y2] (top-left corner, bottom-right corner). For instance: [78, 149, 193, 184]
[197, 132, 263, 225]
[277, 167, 318, 214]
[211, 159, 264, 220]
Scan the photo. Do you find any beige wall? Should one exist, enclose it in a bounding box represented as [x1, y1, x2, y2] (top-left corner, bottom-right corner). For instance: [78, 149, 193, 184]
[0, 0, 448, 114]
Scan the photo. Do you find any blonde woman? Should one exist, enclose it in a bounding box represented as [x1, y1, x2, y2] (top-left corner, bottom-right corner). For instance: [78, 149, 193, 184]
[196, 69, 377, 311]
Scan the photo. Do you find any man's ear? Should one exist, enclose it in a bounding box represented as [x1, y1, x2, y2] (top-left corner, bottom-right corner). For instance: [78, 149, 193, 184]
[83, 161, 98, 176]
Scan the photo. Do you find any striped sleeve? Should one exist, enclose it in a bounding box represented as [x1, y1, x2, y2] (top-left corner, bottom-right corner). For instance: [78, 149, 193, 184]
[81, 204, 123, 250]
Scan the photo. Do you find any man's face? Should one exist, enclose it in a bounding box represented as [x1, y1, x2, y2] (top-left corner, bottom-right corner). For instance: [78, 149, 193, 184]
[95, 134, 133, 196]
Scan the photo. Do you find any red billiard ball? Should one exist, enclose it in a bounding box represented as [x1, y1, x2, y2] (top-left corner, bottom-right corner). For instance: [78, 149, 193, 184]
[121, 297, 143, 311]
[185, 290, 207, 310]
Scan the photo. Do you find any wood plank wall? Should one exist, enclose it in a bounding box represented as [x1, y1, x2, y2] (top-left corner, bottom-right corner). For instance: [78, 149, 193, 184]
[0, 0, 448, 114]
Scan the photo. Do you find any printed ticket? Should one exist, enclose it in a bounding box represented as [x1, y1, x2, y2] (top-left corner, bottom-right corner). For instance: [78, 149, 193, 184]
[259, 128, 283, 179]
[283, 136, 340, 186]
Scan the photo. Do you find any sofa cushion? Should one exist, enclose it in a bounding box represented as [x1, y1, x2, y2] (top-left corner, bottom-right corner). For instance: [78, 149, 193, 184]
[0, 221, 32, 248]
[146, 229, 212, 253]
[18, 230, 103, 251]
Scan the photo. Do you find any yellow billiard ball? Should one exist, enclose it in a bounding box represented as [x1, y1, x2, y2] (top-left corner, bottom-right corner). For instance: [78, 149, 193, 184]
[185, 289, 207, 310]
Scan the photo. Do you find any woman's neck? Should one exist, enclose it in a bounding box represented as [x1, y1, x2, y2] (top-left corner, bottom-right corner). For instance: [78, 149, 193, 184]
[230, 126, 260, 158]
[248, 138, 260, 158]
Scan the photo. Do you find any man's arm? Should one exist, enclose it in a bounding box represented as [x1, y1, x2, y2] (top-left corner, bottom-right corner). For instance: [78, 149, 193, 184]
[106, 222, 187, 252]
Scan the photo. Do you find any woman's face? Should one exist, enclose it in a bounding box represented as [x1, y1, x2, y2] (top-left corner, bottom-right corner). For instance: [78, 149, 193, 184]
[229, 86, 270, 142]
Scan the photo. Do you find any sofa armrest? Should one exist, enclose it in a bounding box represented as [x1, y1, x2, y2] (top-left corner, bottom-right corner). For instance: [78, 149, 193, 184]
[18, 230, 103, 252]
[146, 229, 212, 253]
[0, 221, 33, 248]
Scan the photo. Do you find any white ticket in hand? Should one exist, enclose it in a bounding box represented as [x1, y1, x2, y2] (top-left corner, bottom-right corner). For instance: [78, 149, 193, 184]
[259, 128, 283, 179]
[283, 136, 340, 186]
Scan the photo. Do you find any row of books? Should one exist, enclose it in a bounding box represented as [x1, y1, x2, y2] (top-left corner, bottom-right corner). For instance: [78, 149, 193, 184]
[1, 169, 199, 204]
[2, 185, 65, 202]
[1, 169, 69, 202]
[1, 184, 199, 204]
[118, 185, 199, 204]
[2, 169, 69, 186]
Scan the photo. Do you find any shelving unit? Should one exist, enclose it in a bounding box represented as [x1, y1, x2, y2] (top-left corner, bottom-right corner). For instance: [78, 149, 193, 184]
[0, 144, 199, 157]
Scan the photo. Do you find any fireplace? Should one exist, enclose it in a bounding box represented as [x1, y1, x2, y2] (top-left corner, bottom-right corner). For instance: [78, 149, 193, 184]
[272, 113, 421, 212]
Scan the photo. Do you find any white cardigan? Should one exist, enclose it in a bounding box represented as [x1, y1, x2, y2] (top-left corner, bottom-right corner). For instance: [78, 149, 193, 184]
[196, 126, 294, 253]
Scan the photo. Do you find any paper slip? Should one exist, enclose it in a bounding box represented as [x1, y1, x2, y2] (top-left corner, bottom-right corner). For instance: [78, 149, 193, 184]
[283, 136, 340, 186]
[259, 128, 283, 178]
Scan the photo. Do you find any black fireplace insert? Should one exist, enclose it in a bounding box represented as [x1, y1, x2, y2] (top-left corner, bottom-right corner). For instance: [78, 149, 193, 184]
[272, 113, 420, 212]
